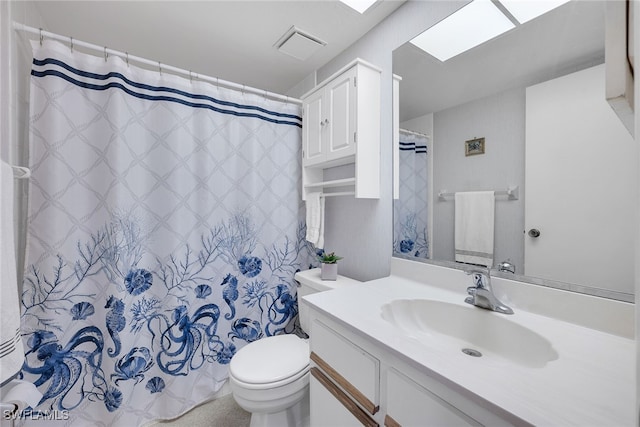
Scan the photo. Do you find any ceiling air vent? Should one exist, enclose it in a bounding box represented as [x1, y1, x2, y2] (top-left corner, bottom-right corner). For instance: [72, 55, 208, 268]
[275, 26, 327, 61]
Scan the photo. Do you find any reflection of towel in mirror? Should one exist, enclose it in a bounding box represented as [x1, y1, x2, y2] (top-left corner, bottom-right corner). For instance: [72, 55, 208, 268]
[455, 191, 495, 267]
[305, 192, 324, 249]
[0, 161, 25, 384]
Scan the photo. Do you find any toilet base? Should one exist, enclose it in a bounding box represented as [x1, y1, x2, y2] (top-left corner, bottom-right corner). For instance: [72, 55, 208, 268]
[248, 388, 309, 427]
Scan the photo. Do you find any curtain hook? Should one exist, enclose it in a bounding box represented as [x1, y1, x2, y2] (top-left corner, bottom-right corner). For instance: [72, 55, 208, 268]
[70, 36, 74, 53]
[104, 47, 108, 62]
[189, 70, 193, 83]
[39, 28, 43, 46]
[264, 90, 268, 101]
[158, 62, 162, 75]
[125, 52, 129, 67]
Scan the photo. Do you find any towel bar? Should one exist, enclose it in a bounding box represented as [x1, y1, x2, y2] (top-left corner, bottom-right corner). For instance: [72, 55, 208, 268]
[320, 191, 356, 198]
[438, 186, 519, 201]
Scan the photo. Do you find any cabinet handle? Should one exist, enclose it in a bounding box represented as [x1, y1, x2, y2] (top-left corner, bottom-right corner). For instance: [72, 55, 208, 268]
[311, 367, 379, 427]
[384, 415, 401, 427]
[320, 118, 329, 126]
[310, 351, 379, 415]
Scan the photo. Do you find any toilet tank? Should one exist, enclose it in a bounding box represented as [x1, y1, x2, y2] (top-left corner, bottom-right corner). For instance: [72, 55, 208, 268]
[294, 268, 361, 334]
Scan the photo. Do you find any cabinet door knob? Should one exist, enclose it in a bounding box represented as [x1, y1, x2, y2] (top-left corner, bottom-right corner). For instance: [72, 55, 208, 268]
[528, 228, 541, 238]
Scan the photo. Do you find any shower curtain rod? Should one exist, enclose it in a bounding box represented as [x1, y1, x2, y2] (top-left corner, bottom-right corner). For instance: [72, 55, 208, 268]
[399, 128, 430, 138]
[13, 22, 302, 106]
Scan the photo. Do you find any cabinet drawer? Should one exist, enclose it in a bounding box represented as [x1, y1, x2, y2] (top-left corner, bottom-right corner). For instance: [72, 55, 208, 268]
[385, 368, 481, 427]
[311, 320, 379, 414]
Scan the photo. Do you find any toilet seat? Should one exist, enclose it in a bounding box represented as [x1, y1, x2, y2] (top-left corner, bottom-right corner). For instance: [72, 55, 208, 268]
[230, 334, 309, 389]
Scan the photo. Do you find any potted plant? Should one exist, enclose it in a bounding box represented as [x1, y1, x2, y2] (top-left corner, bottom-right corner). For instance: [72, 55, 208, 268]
[319, 251, 342, 281]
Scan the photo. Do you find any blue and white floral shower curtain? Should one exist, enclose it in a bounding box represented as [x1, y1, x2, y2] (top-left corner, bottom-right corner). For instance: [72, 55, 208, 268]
[19, 40, 312, 426]
[393, 130, 429, 258]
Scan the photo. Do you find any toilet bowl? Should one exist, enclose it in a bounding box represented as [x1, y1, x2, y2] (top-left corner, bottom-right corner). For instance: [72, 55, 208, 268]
[229, 334, 310, 427]
[228, 269, 360, 427]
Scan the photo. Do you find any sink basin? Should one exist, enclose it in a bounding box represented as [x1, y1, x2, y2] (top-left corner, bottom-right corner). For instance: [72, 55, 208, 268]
[380, 299, 558, 368]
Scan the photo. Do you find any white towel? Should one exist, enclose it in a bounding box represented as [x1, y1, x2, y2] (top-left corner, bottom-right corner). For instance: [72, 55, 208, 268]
[305, 192, 325, 249]
[455, 191, 495, 267]
[0, 161, 24, 385]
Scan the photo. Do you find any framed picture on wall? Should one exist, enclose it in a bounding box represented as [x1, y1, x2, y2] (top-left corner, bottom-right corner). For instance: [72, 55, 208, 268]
[465, 137, 485, 156]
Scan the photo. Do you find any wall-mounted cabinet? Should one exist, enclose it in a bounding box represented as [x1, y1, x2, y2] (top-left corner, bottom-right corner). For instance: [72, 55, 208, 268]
[301, 58, 381, 200]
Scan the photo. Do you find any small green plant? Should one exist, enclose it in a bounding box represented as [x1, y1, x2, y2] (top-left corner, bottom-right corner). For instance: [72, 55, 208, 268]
[319, 252, 342, 264]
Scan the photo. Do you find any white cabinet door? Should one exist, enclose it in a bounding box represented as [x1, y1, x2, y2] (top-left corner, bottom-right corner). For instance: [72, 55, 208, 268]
[310, 369, 377, 427]
[386, 368, 481, 427]
[311, 320, 379, 411]
[325, 67, 357, 163]
[302, 66, 357, 167]
[303, 88, 326, 166]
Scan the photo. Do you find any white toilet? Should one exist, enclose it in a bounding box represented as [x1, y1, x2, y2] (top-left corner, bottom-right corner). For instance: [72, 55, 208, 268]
[229, 268, 358, 427]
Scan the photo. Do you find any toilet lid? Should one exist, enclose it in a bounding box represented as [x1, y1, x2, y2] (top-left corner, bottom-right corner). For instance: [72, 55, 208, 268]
[230, 334, 309, 384]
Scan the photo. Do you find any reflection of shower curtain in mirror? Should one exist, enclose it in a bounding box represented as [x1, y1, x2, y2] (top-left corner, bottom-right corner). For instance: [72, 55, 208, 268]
[394, 130, 429, 258]
[19, 40, 313, 426]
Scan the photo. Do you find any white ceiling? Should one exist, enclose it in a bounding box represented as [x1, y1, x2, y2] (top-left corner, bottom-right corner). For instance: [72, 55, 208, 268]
[393, 0, 605, 122]
[25, 0, 406, 95]
[20, 0, 606, 118]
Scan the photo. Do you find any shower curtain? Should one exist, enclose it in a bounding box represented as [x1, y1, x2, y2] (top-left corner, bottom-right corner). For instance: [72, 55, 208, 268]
[19, 40, 312, 426]
[393, 130, 429, 258]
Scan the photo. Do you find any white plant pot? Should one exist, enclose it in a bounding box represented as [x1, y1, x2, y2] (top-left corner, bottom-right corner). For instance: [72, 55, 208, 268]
[320, 263, 338, 281]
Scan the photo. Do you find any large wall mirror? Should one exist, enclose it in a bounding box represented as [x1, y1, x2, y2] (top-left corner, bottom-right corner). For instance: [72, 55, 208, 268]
[392, 0, 637, 302]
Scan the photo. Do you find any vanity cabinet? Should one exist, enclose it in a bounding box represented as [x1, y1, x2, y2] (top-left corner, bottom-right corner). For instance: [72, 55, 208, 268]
[307, 309, 516, 427]
[301, 58, 381, 200]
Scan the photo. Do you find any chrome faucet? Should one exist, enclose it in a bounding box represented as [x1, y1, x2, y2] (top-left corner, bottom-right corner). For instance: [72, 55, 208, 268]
[464, 267, 514, 315]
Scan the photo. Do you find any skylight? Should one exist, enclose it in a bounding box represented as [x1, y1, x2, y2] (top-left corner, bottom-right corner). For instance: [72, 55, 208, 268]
[409, 0, 572, 62]
[339, 0, 377, 14]
[410, 0, 515, 62]
[499, 0, 571, 24]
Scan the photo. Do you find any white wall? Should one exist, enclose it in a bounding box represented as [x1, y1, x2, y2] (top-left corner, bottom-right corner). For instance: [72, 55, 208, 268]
[294, 0, 467, 281]
[399, 114, 433, 138]
[432, 87, 525, 271]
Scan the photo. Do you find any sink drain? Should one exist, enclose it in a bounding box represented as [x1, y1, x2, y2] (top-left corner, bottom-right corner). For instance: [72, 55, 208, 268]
[461, 348, 482, 357]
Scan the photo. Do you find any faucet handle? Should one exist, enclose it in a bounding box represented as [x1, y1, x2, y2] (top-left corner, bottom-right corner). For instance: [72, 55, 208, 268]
[464, 266, 490, 289]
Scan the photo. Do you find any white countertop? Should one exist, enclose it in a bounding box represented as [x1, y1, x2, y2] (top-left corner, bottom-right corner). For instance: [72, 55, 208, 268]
[300, 265, 635, 426]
